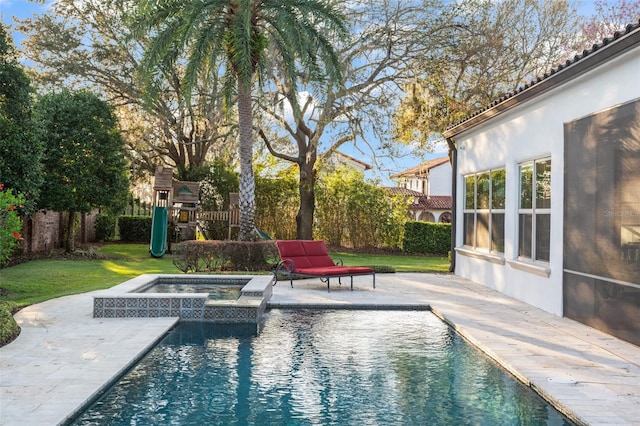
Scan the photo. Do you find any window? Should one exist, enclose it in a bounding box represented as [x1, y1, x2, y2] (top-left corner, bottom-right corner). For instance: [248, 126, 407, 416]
[518, 159, 551, 261]
[463, 169, 505, 253]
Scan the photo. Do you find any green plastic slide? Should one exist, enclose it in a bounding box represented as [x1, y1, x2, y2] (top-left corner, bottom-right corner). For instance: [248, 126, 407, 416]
[149, 206, 168, 258]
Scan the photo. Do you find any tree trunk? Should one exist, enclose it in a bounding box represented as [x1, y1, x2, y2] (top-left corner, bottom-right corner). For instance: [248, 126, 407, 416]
[296, 162, 316, 240]
[65, 210, 76, 253]
[237, 81, 256, 241]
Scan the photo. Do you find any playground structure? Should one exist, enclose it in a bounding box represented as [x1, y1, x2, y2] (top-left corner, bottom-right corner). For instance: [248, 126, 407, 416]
[150, 166, 249, 258]
[150, 166, 201, 257]
[150, 166, 173, 258]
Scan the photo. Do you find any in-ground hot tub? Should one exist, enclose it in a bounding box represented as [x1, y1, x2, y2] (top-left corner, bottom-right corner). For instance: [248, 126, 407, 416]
[93, 274, 274, 324]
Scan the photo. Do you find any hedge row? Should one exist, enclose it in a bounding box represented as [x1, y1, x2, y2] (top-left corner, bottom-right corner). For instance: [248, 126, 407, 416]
[118, 216, 153, 243]
[172, 240, 279, 273]
[402, 221, 451, 255]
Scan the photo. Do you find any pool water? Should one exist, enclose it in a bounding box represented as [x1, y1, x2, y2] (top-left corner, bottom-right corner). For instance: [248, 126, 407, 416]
[71, 310, 573, 425]
[137, 283, 242, 300]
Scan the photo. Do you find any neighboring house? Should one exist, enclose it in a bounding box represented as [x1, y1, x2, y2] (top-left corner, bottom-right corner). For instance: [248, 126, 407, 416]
[443, 22, 640, 346]
[389, 156, 452, 223]
[325, 151, 372, 174]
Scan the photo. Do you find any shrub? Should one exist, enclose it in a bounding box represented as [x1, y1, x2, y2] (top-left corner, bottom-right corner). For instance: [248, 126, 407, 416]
[403, 221, 451, 255]
[0, 302, 20, 347]
[368, 265, 396, 273]
[95, 213, 117, 242]
[118, 216, 153, 242]
[255, 170, 298, 240]
[316, 168, 406, 249]
[172, 240, 278, 273]
[0, 184, 25, 267]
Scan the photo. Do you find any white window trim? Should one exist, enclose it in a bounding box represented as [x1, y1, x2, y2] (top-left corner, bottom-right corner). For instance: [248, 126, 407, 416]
[508, 259, 551, 277]
[517, 158, 551, 263]
[463, 169, 506, 254]
[456, 247, 505, 264]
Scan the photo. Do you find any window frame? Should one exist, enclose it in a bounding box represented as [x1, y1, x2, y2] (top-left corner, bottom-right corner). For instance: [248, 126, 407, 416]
[462, 168, 506, 254]
[517, 158, 551, 263]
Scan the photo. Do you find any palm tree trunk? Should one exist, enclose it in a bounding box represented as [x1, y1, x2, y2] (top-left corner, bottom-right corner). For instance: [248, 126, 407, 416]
[237, 81, 256, 241]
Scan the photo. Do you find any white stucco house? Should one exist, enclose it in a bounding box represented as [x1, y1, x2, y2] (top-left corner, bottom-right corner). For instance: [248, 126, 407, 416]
[443, 22, 640, 346]
[389, 156, 452, 223]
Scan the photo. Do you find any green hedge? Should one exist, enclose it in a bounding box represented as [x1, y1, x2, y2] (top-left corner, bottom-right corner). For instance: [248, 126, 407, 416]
[95, 213, 117, 242]
[118, 216, 153, 243]
[172, 240, 279, 273]
[403, 221, 451, 255]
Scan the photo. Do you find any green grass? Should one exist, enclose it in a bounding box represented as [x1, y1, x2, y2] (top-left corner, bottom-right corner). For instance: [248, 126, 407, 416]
[0, 244, 176, 307]
[0, 243, 449, 346]
[0, 244, 449, 308]
[331, 251, 450, 273]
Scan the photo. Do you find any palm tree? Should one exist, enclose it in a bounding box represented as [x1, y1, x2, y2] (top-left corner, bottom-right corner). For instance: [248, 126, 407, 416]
[133, 0, 347, 240]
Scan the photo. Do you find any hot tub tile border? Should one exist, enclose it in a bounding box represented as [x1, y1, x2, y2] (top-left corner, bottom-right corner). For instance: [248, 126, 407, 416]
[93, 274, 274, 324]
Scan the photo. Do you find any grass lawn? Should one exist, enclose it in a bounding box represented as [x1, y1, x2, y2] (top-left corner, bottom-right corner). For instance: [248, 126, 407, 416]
[0, 244, 176, 307]
[0, 243, 448, 308]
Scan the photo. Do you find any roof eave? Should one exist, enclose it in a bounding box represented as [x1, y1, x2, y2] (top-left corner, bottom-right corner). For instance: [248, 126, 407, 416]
[443, 25, 640, 139]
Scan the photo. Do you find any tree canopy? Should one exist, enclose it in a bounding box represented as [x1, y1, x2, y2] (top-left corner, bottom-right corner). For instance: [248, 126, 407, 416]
[36, 89, 129, 251]
[393, 0, 579, 145]
[132, 0, 348, 240]
[17, 0, 236, 181]
[0, 24, 43, 213]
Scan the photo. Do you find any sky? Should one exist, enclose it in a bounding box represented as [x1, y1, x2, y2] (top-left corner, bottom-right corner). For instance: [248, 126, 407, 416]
[0, 0, 612, 184]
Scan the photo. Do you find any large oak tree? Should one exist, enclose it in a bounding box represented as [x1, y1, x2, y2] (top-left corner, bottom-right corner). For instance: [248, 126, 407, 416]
[18, 0, 235, 181]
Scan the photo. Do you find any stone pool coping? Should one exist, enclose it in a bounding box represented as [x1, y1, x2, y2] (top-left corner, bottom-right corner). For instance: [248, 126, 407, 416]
[92, 274, 274, 323]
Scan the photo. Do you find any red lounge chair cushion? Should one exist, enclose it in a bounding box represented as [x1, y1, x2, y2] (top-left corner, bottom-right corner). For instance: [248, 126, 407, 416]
[277, 240, 306, 258]
[302, 240, 329, 256]
[285, 256, 314, 269]
[346, 267, 374, 274]
[295, 266, 352, 276]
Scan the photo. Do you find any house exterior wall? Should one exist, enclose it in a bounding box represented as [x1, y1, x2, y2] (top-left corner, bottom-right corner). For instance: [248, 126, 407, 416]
[454, 45, 640, 317]
[428, 163, 452, 196]
[404, 177, 425, 194]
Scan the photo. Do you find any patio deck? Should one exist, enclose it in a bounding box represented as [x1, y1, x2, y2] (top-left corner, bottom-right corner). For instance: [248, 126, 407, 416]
[1, 273, 638, 425]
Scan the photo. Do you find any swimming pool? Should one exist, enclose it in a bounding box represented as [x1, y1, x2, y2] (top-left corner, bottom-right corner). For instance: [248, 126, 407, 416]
[70, 310, 573, 425]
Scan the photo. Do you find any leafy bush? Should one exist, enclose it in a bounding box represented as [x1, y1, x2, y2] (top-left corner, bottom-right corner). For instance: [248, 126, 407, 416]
[368, 265, 396, 273]
[0, 184, 25, 267]
[118, 216, 152, 242]
[0, 302, 20, 347]
[403, 221, 451, 255]
[255, 169, 298, 240]
[95, 213, 117, 242]
[316, 168, 407, 249]
[172, 240, 278, 273]
[222, 241, 280, 271]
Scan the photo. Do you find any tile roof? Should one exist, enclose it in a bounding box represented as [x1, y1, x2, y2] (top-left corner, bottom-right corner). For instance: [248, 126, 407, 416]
[416, 195, 452, 210]
[384, 187, 452, 210]
[443, 20, 640, 137]
[390, 156, 450, 179]
[384, 187, 424, 197]
[333, 151, 372, 170]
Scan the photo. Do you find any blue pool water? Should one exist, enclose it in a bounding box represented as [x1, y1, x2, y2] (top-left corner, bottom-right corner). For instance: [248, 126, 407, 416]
[71, 310, 573, 425]
[137, 283, 242, 300]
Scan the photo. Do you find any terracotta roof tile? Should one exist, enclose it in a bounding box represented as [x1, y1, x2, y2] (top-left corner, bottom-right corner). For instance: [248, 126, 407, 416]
[390, 156, 450, 179]
[417, 195, 452, 210]
[384, 187, 424, 197]
[445, 20, 640, 133]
